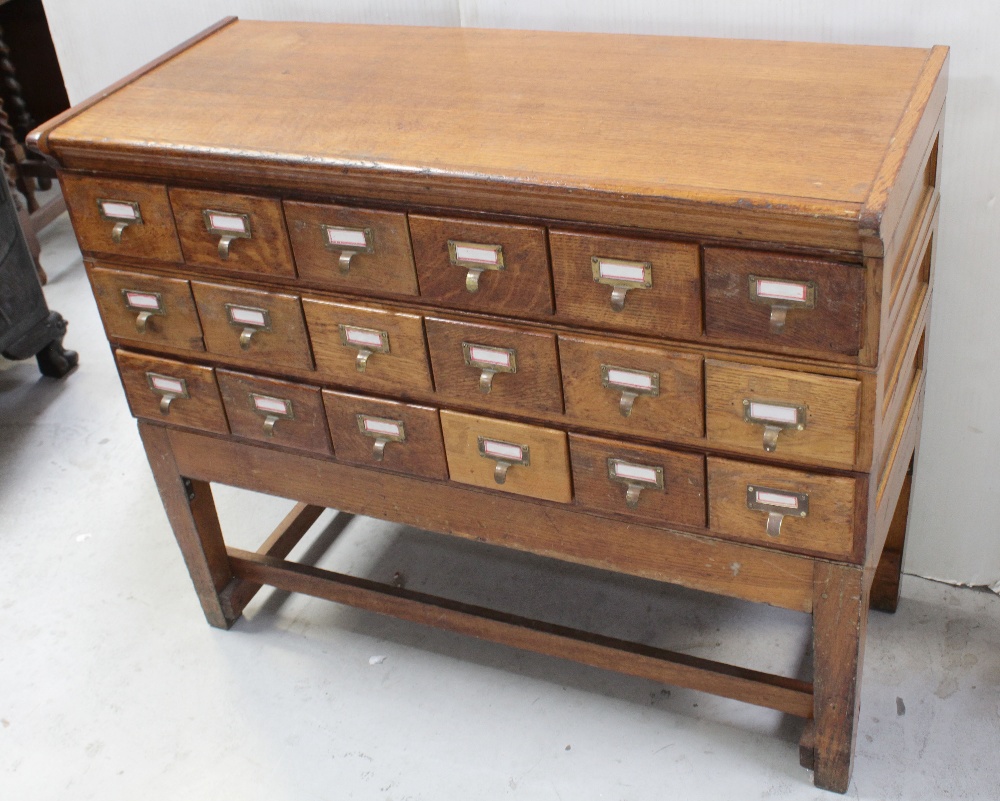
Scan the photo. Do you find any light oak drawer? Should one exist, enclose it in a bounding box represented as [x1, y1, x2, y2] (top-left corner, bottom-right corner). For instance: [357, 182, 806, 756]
[323, 390, 448, 479]
[550, 230, 701, 339]
[705, 360, 861, 469]
[88, 265, 204, 351]
[169, 187, 295, 277]
[303, 298, 433, 394]
[217, 370, 332, 456]
[425, 317, 562, 415]
[569, 434, 705, 528]
[284, 201, 418, 296]
[440, 411, 571, 503]
[409, 214, 552, 317]
[559, 334, 703, 439]
[61, 175, 182, 262]
[191, 281, 314, 370]
[704, 248, 865, 357]
[115, 350, 227, 434]
[707, 457, 857, 559]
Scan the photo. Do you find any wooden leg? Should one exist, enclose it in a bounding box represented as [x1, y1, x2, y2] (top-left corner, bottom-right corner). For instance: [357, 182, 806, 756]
[138, 422, 236, 629]
[870, 458, 913, 613]
[807, 562, 868, 793]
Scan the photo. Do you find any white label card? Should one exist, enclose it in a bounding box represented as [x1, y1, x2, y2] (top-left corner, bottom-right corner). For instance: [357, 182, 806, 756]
[598, 260, 647, 283]
[150, 376, 184, 395]
[345, 328, 385, 348]
[229, 307, 267, 327]
[101, 201, 138, 220]
[455, 244, 500, 265]
[484, 440, 523, 461]
[606, 368, 654, 390]
[755, 490, 800, 509]
[613, 462, 659, 484]
[253, 396, 291, 416]
[125, 291, 161, 311]
[748, 402, 800, 425]
[326, 227, 369, 249]
[209, 213, 249, 233]
[756, 279, 807, 303]
[363, 418, 402, 437]
[469, 346, 512, 368]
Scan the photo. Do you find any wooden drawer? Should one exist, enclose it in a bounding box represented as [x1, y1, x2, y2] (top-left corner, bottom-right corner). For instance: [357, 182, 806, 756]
[303, 298, 433, 394]
[61, 174, 182, 262]
[550, 230, 701, 339]
[440, 411, 571, 503]
[704, 248, 865, 357]
[168, 187, 295, 277]
[569, 434, 706, 528]
[705, 359, 861, 469]
[559, 334, 703, 439]
[284, 201, 418, 296]
[409, 214, 552, 317]
[191, 281, 313, 370]
[425, 317, 562, 415]
[88, 265, 204, 351]
[707, 457, 857, 559]
[323, 390, 448, 479]
[217, 370, 331, 456]
[114, 350, 227, 434]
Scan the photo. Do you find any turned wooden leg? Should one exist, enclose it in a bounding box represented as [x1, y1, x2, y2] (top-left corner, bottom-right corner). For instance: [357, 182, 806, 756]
[806, 562, 868, 793]
[138, 422, 237, 629]
[870, 458, 913, 613]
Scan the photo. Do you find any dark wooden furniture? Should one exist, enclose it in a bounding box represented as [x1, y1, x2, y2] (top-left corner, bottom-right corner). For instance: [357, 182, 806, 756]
[28, 19, 946, 792]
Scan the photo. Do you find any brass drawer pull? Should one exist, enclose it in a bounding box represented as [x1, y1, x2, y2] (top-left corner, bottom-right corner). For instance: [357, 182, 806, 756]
[748, 275, 816, 333]
[204, 209, 252, 259]
[478, 436, 530, 484]
[145, 372, 189, 415]
[462, 342, 517, 394]
[743, 399, 807, 452]
[225, 304, 272, 350]
[746, 485, 809, 537]
[98, 199, 143, 243]
[357, 414, 407, 461]
[448, 240, 505, 293]
[323, 224, 374, 275]
[121, 289, 164, 334]
[592, 256, 651, 311]
[608, 458, 664, 508]
[248, 393, 294, 436]
[339, 325, 390, 372]
[600, 364, 660, 417]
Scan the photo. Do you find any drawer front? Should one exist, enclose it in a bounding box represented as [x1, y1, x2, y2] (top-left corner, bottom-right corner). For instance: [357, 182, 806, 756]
[88, 265, 204, 351]
[559, 334, 703, 439]
[409, 215, 552, 316]
[323, 390, 448, 479]
[704, 248, 865, 357]
[284, 201, 418, 296]
[217, 370, 331, 455]
[550, 230, 701, 339]
[569, 434, 706, 528]
[705, 360, 861, 469]
[115, 350, 227, 434]
[169, 188, 295, 277]
[440, 411, 571, 502]
[707, 457, 857, 559]
[192, 281, 314, 370]
[303, 298, 433, 394]
[61, 175, 182, 262]
[425, 317, 563, 415]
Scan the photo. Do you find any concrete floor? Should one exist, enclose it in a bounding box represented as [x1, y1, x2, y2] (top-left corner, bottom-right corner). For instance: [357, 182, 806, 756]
[2, 211, 999, 800]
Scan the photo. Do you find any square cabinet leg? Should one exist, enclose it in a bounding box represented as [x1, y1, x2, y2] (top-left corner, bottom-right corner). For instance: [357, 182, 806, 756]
[870, 458, 914, 613]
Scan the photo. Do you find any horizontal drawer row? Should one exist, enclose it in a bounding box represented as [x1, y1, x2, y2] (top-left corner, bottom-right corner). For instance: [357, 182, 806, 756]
[65, 175, 865, 358]
[92, 266, 863, 468]
[116, 350, 858, 560]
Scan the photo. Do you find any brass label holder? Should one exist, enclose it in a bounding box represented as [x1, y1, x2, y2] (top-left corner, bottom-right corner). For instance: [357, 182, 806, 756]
[249, 393, 295, 437]
[203, 209, 252, 259]
[742, 399, 808, 452]
[462, 342, 517, 394]
[356, 414, 407, 461]
[146, 372, 189, 415]
[448, 240, 505, 293]
[746, 485, 809, 538]
[121, 288, 164, 334]
[592, 256, 652, 311]
[322, 224, 374, 275]
[339, 325, 391, 373]
[478, 436, 530, 485]
[607, 458, 664, 508]
[601, 364, 660, 417]
[748, 275, 816, 333]
[97, 198, 143, 244]
[225, 304, 272, 350]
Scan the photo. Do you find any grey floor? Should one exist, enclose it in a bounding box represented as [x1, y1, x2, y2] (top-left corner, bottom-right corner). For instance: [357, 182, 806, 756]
[2, 210, 999, 801]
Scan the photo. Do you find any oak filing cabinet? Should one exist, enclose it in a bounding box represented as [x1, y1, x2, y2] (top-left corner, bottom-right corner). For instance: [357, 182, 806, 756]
[29, 19, 947, 792]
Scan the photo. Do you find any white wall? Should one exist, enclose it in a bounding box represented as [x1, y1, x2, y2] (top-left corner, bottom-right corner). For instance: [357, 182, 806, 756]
[40, 0, 1000, 588]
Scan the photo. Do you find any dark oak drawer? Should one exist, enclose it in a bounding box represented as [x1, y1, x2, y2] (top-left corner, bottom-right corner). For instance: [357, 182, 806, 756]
[284, 201, 418, 296]
[323, 390, 448, 479]
[550, 230, 701, 339]
[88, 265, 204, 351]
[569, 434, 706, 528]
[191, 281, 314, 370]
[217, 370, 331, 456]
[559, 334, 703, 439]
[704, 248, 865, 357]
[409, 214, 552, 317]
[303, 298, 433, 394]
[425, 317, 563, 415]
[115, 350, 227, 434]
[440, 411, 572, 503]
[61, 175, 182, 262]
[169, 187, 295, 277]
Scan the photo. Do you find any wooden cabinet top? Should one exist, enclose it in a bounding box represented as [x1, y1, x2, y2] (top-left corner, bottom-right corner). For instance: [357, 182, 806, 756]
[30, 19, 948, 252]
